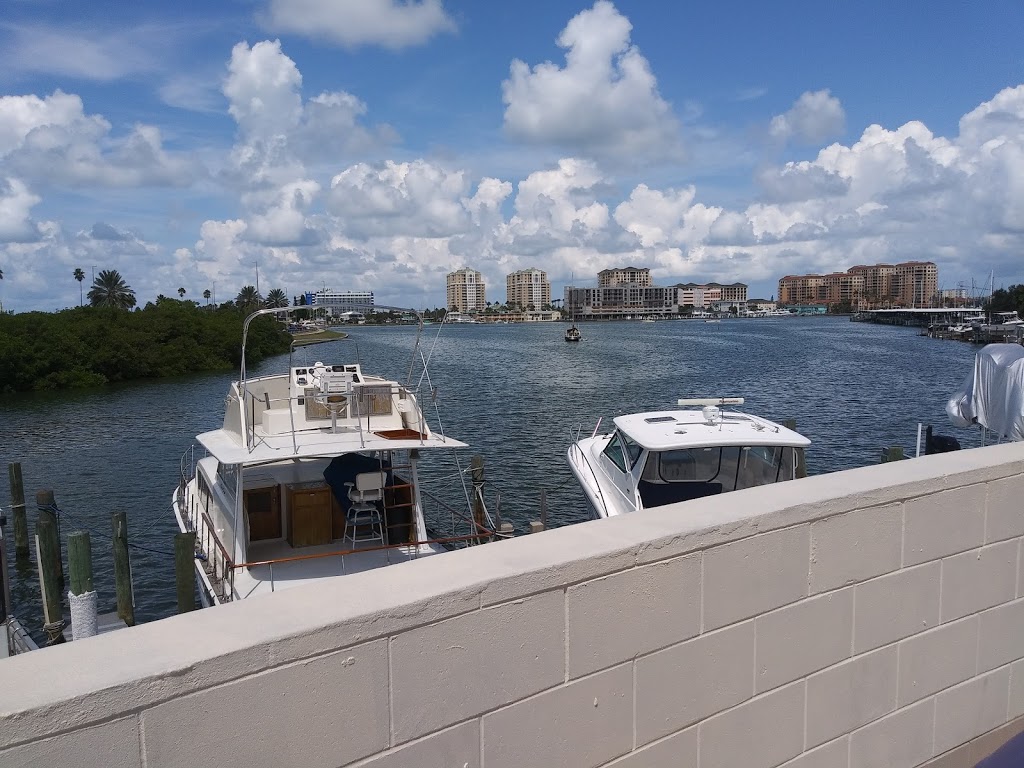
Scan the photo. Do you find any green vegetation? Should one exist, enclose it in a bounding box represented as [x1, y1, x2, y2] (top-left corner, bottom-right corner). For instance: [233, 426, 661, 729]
[0, 298, 291, 393]
[987, 285, 1024, 316]
[87, 269, 137, 309]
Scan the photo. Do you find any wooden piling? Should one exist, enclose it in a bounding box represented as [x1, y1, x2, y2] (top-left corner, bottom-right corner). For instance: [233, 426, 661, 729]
[470, 455, 485, 543]
[68, 531, 93, 596]
[8, 463, 29, 560]
[111, 511, 135, 626]
[35, 517, 65, 644]
[881, 446, 906, 463]
[783, 419, 808, 478]
[174, 532, 196, 613]
[35, 490, 64, 587]
[540, 489, 548, 529]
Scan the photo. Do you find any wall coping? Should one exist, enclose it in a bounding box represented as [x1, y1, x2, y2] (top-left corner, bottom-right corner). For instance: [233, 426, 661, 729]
[2, 441, 1022, 749]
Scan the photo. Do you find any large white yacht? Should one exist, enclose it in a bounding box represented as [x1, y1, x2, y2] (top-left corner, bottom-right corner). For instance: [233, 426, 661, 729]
[567, 398, 811, 518]
[173, 308, 489, 605]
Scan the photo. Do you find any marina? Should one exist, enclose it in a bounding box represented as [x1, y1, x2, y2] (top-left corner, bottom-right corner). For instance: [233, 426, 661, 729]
[0, 316, 989, 641]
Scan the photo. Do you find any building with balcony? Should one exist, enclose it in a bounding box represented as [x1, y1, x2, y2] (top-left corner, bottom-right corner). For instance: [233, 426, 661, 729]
[506, 268, 551, 310]
[597, 267, 652, 289]
[778, 261, 938, 308]
[564, 284, 677, 319]
[677, 282, 748, 310]
[446, 268, 486, 313]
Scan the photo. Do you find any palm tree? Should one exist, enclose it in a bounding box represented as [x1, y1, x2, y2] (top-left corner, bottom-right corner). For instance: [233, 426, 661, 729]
[73, 268, 85, 306]
[265, 288, 288, 308]
[203, 289, 211, 306]
[178, 287, 186, 299]
[236, 285, 262, 309]
[87, 269, 136, 309]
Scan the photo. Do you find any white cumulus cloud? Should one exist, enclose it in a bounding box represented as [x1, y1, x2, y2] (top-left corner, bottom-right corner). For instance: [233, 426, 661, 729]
[0, 177, 43, 242]
[502, 1, 681, 164]
[261, 0, 456, 49]
[769, 89, 846, 145]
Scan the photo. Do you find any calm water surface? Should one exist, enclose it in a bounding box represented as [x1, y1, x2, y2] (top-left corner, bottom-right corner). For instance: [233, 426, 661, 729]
[0, 316, 983, 640]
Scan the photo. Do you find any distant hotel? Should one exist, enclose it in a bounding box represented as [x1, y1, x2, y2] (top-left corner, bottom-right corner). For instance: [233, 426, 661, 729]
[506, 268, 551, 310]
[566, 268, 749, 318]
[303, 289, 374, 317]
[778, 261, 938, 308]
[446, 268, 486, 312]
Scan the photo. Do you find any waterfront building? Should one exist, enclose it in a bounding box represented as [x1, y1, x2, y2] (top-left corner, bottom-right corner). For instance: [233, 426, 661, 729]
[564, 284, 676, 319]
[747, 298, 778, 313]
[677, 282, 748, 310]
[506, 268, 551, 310]
[304, 289, 374, 317]
[779, 261, 937, 308]
[597, 267, 652, 289]
[446, 268, 486, 313]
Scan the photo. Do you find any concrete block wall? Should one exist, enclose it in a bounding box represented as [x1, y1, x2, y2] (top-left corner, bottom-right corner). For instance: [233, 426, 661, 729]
[2, 442, 1024, 768]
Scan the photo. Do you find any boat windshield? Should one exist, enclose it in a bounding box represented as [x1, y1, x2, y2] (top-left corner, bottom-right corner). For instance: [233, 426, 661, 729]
[637, 446, 797, 508]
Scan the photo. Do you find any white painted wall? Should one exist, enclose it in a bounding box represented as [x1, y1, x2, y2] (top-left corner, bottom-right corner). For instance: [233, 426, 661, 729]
[2, 442, 1024, 768]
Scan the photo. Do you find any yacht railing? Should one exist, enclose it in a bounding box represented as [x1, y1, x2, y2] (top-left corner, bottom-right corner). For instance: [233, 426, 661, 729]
[176, 446, 236, 602]
[568, 424, 615, 515]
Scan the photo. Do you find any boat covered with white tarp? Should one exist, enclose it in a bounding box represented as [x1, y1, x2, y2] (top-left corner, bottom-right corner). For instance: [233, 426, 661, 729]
[946, 344, 1024, 442]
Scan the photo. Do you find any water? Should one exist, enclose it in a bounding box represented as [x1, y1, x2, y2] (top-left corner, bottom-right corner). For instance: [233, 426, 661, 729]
[0, 316, 983, 640]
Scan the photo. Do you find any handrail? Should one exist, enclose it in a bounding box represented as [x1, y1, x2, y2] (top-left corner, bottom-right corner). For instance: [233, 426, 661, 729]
[568, 436, 615, 516]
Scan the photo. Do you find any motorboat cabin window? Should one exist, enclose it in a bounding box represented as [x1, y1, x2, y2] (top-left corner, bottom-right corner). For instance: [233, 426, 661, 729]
[216, 463, 239, 500]
[637, 445, 797, 507]
[601, 432, 629, 473]
[621, 434, 643, 467]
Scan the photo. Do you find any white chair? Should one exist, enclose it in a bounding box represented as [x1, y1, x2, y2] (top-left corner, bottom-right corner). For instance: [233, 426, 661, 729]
[343, 472, 388, 551]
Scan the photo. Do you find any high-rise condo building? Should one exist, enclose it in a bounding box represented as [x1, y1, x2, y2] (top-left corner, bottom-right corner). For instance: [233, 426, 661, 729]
[446, 268, 486, 312]
[506, 268, 551, 310]
[597, 267, 652, 288]
[778, 261, 937, 307]
[304, 289, 374, 316]
[676, 282, 748, 309]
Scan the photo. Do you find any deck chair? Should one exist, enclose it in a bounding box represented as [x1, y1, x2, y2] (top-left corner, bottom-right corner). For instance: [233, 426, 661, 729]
[344, 472, 388, 552]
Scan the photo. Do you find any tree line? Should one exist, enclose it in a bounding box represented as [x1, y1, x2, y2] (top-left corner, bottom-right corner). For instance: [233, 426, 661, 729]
[0, 298, 290, 393]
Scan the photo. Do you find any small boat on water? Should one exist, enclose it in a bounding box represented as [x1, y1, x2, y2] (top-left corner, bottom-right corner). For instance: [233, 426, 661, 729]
[567, 397, 810, 518]
[565, 323, 582, 342]
[173, 307, 493, 606]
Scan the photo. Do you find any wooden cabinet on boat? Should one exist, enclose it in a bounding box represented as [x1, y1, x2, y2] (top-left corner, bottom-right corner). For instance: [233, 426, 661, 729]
[286, 482, 337, 547]
[244, 486, 281, 542]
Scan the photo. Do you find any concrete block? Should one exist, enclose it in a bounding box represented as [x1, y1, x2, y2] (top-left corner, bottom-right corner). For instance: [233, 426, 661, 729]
[596, 727, 697, 768]
[1019, 539, 1023, 599]
[358, 721, 479, 768]
[941, 540, 1018, 622]
[390, 590, 564, 742]
[1010, 660, 1024, 720]
[810, 503, 902, 593]
[698, 681, 805, 768]
[967, 714, 1024, 766]
[635, 620, 754, 745]
[898, 617, 978, 706]
[0, 717, 140, 768]
[482, 663, 632, 768]
[755, 587, 853, 693]
[904, 485, 985, 567]
[978, 599, 1024, 673]
[986, 475, 1024, 543]
[849, 699, 934, 768]
[567, 553, 700, 679]
[854, 562, 941, 653]
[777, 737, 850, 768]
[934, 668, 1011, 756]
[806, 646, 898, 748]
[703, 524, 809, 631]
[142, 641, 389, 768]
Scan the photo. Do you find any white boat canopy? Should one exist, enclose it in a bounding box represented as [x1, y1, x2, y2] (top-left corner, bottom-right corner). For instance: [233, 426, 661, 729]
[947, 344, 1024, 442]
[613, 409, 811, 452]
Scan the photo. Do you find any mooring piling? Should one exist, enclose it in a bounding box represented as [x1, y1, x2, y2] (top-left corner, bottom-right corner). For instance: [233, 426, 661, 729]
[111, 511, 135, 627]
[35, 516, 65, 644]
[174, 532, 196, 613]
[68, 531, 97, 640]
[8, 463, 29, 561]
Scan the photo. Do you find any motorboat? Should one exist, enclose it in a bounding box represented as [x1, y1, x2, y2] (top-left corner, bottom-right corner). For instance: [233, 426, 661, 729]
[567, 397, 811, 518]
[173, 307, 493, 605]
[565, 322, 582, 342]
[947, 344, 1024, 443]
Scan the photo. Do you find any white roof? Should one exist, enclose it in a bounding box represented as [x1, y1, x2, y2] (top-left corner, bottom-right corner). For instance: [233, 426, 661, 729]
[197, 427, 466, 465]
[613, 409, 810, 451]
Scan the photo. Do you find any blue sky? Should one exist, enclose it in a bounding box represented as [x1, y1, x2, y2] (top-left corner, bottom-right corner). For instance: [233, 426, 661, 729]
[1, 0, 1023, 311]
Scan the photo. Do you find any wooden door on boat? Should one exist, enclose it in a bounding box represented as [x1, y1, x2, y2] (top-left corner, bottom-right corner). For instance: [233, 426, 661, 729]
[244, 486, 281, 542]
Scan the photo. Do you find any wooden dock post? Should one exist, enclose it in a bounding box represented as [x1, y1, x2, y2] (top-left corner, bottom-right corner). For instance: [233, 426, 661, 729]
[8, 463, 29, 561]
[881, 446, 906, 463]
[35, 490, 64, 587]
[783, 419, 808, 478]
[68, 531, 97, 640]
[470, 455, 486, 543]
[35, 517, 65, 644]
[540, 489, 548, 529]
[111, 511, 135, 626]
[174, 532, 196, 613]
